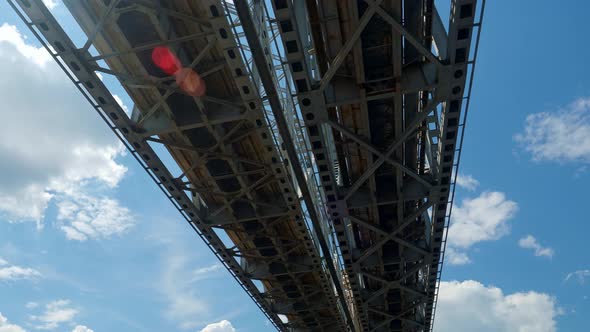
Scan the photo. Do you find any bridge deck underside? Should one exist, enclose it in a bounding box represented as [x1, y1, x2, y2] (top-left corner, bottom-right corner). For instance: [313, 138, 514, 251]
[11, 0, 481, 331]
[268, 0, 479, 331]
[325, 3, 430, 331]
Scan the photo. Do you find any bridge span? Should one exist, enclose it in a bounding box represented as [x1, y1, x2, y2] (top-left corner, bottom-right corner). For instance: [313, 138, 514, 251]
[9, 0, 484, 331]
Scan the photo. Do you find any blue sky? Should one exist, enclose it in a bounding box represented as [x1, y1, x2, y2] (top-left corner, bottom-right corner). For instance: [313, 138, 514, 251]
[0, 1, 588, 331]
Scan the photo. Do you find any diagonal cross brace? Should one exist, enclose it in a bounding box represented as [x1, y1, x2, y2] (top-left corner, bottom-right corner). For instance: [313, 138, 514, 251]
[343, 98, 440, 202]
[368, 300, 425, 332]
[348, 215, 430, 257]
[364, 0, 444, 68]
[362, 262, 428, 305]
[353, 200, 433, 266]
[81, 0, 121, 51]
[209, 173, 273, 217]
[317, 0, 384, 92]
[326, 119, 434, 189]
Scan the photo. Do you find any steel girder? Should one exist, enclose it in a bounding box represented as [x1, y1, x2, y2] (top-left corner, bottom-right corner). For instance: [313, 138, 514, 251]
[426, 2, 486, 330]
[266, 0, 484, 331]
[233, 1, 356, 329]
[8, 0, 356, 330]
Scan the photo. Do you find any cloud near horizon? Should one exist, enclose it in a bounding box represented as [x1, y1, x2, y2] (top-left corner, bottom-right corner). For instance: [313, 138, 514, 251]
[199, 320, 236, 332]
[436, 280, 561, 332]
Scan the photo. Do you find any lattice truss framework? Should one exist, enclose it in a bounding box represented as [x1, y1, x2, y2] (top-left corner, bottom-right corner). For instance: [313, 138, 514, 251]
[264, 0, 483, 331]
[9, 0, 484, 331]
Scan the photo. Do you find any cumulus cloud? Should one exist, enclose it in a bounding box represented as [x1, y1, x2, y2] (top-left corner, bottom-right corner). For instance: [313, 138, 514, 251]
[565, 270, 590, 284]
[435, 280, 560, 332]
[0, 23, 133, 238]
[0, 258, 41, 281]
[56, 193, 134, 241]
[515, 97, 590, 163]
[455, 174, 479, 191]
[0, 23, 51, 66]
[200, 320, 236, 332]
[518, 235, 554, 258]
[444, 247, 471, 266]
[449, 192, 518, 248]
[71, 325, 94, 332]
[446, 191, 518, 265]
[29, 300, 78, 330]
[0, 312, 26, 332]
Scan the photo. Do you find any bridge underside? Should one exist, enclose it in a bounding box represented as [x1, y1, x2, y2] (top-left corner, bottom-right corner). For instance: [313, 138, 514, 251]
[10, 0, 483, 331]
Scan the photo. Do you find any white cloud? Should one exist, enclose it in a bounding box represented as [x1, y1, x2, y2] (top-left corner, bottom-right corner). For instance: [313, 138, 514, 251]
[449, 192, 518, 248]
[0, 258, 41, 281]
[445, 247, 471, 266]
[515, 97, 590, 163]
[29, 300, 78, 330]
[0, 312, 26, 332]
[56, 193, 134, 241]
[435, 280, 560, 332]
[0, 24, 132, 238]
[446, 191, 518, 264]
[25, 302, 38, 309]
[518, 235, 554, 258]
[42, 0, 59, 10]
[0, 185, 53, 227]
[565, 270, 590, 284]
[200, 320, 236, 332]
[113, 94, 130, 116]
[189, 264, 222, 283]
[0, 266, 41, 281]
[71, 325, 93, 332]
[0, 23, 51, 66]
[455, 174, 479, 191]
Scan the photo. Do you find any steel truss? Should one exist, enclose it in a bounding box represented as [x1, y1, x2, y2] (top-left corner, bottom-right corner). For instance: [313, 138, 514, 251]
[10, 0, 484, 331]
[265, 0, 485, 331]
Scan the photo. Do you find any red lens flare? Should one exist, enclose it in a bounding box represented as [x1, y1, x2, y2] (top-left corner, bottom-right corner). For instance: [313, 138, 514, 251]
[175, 67, 206, 97]
[151, 46, 181, 75]
[151, 47, 206, 97]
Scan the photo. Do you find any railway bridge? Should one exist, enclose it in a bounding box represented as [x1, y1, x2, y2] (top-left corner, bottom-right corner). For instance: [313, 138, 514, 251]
[9, 0, 484, 331]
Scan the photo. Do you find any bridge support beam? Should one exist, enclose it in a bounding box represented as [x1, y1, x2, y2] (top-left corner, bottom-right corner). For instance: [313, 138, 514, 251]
[234, 2, 356, 330]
